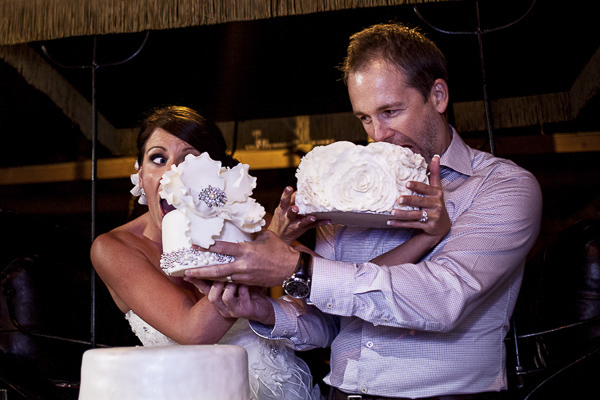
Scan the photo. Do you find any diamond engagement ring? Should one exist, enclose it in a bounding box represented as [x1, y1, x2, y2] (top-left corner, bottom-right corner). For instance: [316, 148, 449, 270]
[419, 209, 428, 223]
[226, 275, 234, 283]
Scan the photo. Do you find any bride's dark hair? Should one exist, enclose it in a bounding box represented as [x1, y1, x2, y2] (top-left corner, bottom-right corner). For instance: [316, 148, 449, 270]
[136, 106, 238, 168]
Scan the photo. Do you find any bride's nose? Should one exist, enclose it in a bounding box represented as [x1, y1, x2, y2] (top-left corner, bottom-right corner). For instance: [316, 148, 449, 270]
[165, 159, 179, 171]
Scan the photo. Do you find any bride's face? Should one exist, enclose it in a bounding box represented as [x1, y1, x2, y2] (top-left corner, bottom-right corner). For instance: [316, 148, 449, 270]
[138, 128, 201, 233]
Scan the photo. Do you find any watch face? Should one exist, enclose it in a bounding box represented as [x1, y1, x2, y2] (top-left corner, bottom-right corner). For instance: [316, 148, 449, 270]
[285, 279, 310, 298]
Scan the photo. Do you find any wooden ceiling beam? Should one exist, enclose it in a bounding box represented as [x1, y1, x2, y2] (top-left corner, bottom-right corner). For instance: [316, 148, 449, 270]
[1, 133, 599, 186]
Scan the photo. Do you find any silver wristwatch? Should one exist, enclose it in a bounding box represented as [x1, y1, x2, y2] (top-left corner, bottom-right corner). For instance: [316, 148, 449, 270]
[282, 252, 312, 299]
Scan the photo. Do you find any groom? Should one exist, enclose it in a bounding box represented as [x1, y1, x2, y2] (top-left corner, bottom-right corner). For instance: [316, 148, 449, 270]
[186, 22, 542, 399]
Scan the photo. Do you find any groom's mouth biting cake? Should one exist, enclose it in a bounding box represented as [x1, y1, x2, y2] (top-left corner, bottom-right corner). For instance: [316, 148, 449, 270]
[158, 153, 266, 276]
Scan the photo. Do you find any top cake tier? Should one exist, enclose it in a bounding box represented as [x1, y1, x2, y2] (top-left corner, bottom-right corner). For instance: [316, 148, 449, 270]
[158, 153, 266, 276]
[295, 141, 428, 215]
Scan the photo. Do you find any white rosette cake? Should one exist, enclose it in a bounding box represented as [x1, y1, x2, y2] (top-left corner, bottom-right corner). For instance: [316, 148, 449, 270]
[295, 141, 428, 221]
[159, 153, 265, 276]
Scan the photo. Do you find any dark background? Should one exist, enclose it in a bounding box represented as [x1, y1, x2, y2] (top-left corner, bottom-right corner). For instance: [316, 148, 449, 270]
[1, 1, 600, 398]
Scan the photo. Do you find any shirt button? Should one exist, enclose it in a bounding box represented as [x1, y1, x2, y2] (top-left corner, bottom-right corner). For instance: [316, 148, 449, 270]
[326, 302, 334, 309]
[366, 340, 374, 348]
[283, 330, 289, 335]
[361, 386, 368, 393]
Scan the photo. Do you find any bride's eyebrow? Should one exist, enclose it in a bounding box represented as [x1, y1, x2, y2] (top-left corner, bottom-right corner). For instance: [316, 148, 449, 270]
[147, 145, 166, 153]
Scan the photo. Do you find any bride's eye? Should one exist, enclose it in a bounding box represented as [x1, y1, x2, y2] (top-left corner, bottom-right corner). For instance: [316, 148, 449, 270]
[150, 154, 167, 165]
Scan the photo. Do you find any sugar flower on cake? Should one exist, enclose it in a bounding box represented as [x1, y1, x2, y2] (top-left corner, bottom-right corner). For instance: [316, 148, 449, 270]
[295, 141, 355, 213]
[159, 153, 265, 248]
[329, 146, 399, 212]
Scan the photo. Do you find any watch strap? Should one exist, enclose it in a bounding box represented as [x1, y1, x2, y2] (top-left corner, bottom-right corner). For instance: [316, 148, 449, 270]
[294, 251, 312, 281]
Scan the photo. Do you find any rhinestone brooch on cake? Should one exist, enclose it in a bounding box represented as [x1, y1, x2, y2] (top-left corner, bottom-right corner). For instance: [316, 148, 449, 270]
[198, 185, 227, 208]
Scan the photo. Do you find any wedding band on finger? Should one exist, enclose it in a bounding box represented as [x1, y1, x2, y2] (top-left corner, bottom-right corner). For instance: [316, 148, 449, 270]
[419, 209, 428, 223]
[226, 275, 234, 283]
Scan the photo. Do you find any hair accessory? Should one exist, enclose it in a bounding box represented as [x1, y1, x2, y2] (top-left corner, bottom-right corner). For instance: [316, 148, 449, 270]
[130, 161, 148, 205]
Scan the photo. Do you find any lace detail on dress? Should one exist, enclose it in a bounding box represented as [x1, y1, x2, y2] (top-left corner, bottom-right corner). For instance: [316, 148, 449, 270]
[125, 311, 321, 400]
[125, 311, 176, 347]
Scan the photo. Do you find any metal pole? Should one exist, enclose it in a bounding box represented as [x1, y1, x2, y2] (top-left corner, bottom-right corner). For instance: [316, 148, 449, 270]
[414, 0, 537, 156]
[475, 0, 496, 155]
[41, 31, 149, 350]
[90, 37, 98, 348]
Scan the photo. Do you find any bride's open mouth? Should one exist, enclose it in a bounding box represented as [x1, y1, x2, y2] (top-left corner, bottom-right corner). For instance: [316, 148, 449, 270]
[160, 198, 176, 218]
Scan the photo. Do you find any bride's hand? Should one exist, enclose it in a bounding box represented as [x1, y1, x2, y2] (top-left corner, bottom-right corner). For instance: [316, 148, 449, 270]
[185, 278, 275, 325]
[184, 277, 213, 296]
[387, 155, 450, 244]
[268, 186, 328, 245]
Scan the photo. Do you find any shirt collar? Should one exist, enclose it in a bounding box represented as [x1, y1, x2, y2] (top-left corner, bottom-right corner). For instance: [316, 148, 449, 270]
[439, 125, 474, 177]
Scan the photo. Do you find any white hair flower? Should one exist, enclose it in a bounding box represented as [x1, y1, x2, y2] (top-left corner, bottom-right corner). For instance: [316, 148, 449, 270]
[130, 161, 147, 205]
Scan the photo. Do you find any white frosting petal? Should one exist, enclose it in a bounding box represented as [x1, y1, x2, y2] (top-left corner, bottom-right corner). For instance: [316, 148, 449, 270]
[159, 165, 189, 208]
[296, 142, 357, 213]
[186, 210, 227, 248]
[181, 153, 225, 193]
[226, 199, 267, 233]
[226, 163, 257, 204]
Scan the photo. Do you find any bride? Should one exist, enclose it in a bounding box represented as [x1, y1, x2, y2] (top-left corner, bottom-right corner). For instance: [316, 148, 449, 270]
[91, 105, 321, 400]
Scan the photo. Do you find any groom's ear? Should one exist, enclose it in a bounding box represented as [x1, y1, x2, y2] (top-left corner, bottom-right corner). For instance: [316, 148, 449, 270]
[430, 79, 449, 114]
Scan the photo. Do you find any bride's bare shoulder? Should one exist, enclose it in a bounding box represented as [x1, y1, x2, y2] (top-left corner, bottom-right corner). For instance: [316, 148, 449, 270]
[91, 216, 153, 264]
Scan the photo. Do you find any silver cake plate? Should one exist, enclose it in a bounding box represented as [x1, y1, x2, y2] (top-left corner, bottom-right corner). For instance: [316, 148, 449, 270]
[308, 211, 396, 228]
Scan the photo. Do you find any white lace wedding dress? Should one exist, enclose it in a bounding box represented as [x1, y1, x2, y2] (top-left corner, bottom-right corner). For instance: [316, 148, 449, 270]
[125, 311, 322, 400]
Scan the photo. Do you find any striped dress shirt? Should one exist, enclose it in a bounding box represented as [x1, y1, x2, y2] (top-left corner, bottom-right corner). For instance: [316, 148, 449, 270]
[253, 129, 542, 398]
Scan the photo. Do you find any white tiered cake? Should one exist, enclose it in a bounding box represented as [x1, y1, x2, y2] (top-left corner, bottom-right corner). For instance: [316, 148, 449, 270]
[78, 345, 250, 400]
[159, 153, 265, 276]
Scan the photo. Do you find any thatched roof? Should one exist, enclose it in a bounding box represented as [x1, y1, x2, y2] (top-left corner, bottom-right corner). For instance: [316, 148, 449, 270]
[0, 0, 449, 45]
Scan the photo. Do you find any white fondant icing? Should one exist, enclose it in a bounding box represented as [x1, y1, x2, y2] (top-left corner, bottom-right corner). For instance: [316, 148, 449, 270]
[120, 313, 321, 400]
[78, 344, 250, 400]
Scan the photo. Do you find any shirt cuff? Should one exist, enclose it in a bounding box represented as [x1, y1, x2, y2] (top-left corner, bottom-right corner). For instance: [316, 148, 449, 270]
[310, 256, 357, 316]
[248, 296, 299, 339]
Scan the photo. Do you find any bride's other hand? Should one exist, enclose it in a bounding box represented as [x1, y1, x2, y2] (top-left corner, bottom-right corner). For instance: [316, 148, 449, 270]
[387, 155, 450, 243]
[372, 155, 450, 266]
[186, 278, 275, 325]
[184, 276, 213, 297]
[268, 186, 328, 245]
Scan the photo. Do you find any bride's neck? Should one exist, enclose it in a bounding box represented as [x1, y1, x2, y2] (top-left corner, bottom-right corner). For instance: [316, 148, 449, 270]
[137, 212, 163, 249]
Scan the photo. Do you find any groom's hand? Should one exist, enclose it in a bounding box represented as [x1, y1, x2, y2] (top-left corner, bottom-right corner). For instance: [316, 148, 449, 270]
[185, 230, 299, 288]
